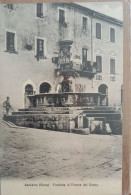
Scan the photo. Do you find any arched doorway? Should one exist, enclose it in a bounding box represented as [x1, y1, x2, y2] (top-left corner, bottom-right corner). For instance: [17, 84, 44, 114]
[25, 84, 33, 95]
[24, 84, 33, 108]
[39, 82, 51, 93]
[98, 84, 108, 106]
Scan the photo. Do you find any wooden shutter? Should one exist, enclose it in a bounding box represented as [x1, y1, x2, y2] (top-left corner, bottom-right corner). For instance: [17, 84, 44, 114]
[7, 32, 15, 52]
[37, 4, 43, 17]
[96, 56, 102, 72]
[7, 4, 13, 9]
[96, 23, 101, 39]
[110, 28, 115, 42]
[37, 39, 44, 58]
[59, 9, 65, 24]
[110, 59, 115, 74]
[83, 17, 87, 30]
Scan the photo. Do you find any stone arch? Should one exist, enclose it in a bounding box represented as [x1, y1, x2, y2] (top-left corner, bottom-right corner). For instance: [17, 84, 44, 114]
[23, 79, 36, 94]
[24, 84, 34, 108]
[39, 82, 52, 93]
[23, 79, 36, 108]
[25, 84, 33, 95]
[98, 84, 108, 95]
[98, 84, 108, 106]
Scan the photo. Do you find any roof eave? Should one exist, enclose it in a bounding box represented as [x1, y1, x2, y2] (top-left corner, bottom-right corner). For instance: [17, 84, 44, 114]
[66, 2, 123, 27]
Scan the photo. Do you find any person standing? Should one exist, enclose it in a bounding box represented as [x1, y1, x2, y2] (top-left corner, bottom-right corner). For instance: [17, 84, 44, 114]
[3, 97, 12, 115]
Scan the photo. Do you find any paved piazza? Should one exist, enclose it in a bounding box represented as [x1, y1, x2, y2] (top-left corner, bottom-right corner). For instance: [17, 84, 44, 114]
[0, 119, 122, 180]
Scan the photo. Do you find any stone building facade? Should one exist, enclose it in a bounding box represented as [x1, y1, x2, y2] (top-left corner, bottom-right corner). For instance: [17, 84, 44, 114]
[0, 3, 123, 109]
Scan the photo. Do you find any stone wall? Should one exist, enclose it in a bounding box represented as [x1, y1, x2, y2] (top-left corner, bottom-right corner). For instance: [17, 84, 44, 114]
[4, 114, 71, 132]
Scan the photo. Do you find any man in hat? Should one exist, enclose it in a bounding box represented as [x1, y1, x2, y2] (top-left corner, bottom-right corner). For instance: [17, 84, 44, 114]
[3, 96, 12, 115]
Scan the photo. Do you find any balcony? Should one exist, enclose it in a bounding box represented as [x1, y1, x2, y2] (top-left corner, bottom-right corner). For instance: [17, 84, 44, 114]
[73, 61, 97, 78]
[52, 40, 97, 79]
[53, 59, 97, 79]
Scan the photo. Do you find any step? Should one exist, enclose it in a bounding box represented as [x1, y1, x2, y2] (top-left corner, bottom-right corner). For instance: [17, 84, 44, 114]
[85, 113, 121, 120]
[18, 108, 29, 111]
[12, 110, 70, 115]
[82, 110, 116, 114]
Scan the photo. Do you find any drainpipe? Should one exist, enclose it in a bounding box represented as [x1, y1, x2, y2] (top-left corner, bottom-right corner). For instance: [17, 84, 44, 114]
[91, 14, 94, 88]
[91, 15, 93, 66]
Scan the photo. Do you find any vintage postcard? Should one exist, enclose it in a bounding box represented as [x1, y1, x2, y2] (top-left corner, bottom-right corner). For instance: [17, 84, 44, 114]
[0, 1, 126, 195]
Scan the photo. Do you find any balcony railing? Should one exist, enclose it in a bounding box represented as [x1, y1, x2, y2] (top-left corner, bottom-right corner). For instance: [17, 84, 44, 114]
[52, 57, 97, 79]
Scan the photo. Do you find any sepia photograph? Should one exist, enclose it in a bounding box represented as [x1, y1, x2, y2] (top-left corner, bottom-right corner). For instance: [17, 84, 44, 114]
[0, 1, 124, 195]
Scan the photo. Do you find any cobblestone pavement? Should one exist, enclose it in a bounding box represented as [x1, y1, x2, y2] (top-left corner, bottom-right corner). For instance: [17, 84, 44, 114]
[0, 120, 122, 181]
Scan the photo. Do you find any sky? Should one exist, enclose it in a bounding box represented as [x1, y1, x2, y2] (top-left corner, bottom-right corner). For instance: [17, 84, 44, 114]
[76, 2, 123, 21]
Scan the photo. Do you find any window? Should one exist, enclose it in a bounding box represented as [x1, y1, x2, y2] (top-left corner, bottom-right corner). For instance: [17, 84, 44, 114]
[6, 32, 15, 53]
[96, 75, 102, 80]
[37, 3, 43, 18]
[110, 58, 115, 74]
[96, 56, 102, 72]
[7, 4, 13, 10]
[36, 39, 44, 60]
[82, 17, 87, 31]
[59, 9, 65, 25]
[110, 76, 115, 81]
[110, 28, 115, 43]
[96, 23, 101, 39]
[82, 48, 88, 63]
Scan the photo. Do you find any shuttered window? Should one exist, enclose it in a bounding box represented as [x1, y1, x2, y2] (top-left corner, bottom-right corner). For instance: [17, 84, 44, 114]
[96, 23, 101, 39]
[36, 39, 44, 60]
[37, 3, 43, 18]
[83, 17, 87, 30]
[6, 32, 15, 52]
[59, 9, 65, 25]
[7, 4, 13, 10]
[96, 56, 102, 72]
[110, 59, 115, 74]
[110, 28, 115, 43]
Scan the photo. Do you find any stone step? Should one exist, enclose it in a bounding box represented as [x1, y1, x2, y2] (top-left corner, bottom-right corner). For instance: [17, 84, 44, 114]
[13, 110, 70, 115]
[12, 112, 121, 120]
[18, 108, 29, 111]
[84, 113, 121, 120]
[82, 110, 116, 114]
[13, 109, 118, 116]
[18, 106, 117, 112]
